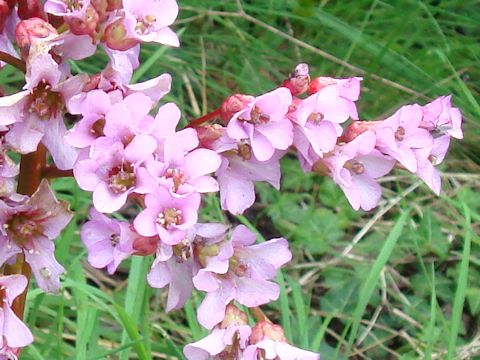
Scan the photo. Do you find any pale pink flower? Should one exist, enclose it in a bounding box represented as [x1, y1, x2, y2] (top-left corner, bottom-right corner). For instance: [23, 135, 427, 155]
[227, 88, 293, 161]
[0, 275, 34, 355]
[0, 180, 72, 292]
[322, 131, 395, 211]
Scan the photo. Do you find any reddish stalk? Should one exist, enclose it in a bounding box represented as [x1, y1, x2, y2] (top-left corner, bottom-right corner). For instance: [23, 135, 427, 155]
[0, 51, 26, 72]
[4, 145, 46, 320]
[186, 108, 221, 128]
[251, 306, 272, 323]
[42, 166, 73, 179]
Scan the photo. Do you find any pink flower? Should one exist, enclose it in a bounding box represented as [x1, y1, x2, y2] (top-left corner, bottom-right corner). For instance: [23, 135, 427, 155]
[322, 131, 395, 211]
[0, 53, 87, 169]
[153, 136, 221, 196]
[227, 88, 293, 161]
[133, 186, 200, 245]
[74, 139, 157, 213]
[193, 225, 291, 329]
[420, 96, 463, 139]
[147, 223, 228, 311]
[81, 208, 138, 274]
[0, 275, 34, 355]
[374, 104, 433, 172]
[184, 304, 251, 360]
[0, 180, 72, 292]
[244, 321, 319, 360]
[122, 0, 179, 46]
[216, 150, 281, 215]
[414, 135, 451, 195]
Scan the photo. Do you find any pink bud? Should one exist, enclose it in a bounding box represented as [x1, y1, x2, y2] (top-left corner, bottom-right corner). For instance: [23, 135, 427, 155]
[66, 5, 99, 36]
[220, 94, 253, 123]
[133, 235, 158, 256]
[282, 63, 310, 96]
[15, 17, 57, 59]
[343, 121, 375, 143]
[308, 76, 338, 95]
[103, 18, 139, 51]
[250, 321, 287, 344]
[17, 0, 46, 20]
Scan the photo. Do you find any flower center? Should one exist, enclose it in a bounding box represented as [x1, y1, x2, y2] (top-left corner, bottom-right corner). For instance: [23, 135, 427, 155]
[307, 111, 324, 124]
[108, 166, 136, 193]
[173, 238, 190, 262]
[109, 233, 120, 247]
[395, 126, 406, 141]
[29, 82, 64, 119]
[237, 142, 252, 161]
[5, 213, 44, 246]
[156, 208, 182, 228]
[344, 159, 365, 175]
[229, 256, 248, 277]
[165, 168, 187, 192]
[66, 0, 84, 11]
[135, 15, 156, 34]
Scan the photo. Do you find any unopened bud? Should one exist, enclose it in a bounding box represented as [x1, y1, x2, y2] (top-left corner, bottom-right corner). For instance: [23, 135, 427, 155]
[17, 0, 46, 20]
[133, 235, 158, 256]
[343, 121, 375, 143]
[15, 17, 57, 59]
[66, 5, 99, 36]
[282, 63, 310, 95]
[250, 321, 287, 344]
[196, 124, 224, 149]
[308, 76, 337, 95]
[220, 94, 253, 123]
[104, 18, 138, 51]
[220, 304, 248, 328]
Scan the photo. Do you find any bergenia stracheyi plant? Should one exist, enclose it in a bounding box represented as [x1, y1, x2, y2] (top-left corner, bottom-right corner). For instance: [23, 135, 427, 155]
[0, 0, 463, 358]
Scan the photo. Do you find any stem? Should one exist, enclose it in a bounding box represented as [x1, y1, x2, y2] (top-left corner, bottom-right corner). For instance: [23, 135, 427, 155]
[186, 108, 221, 128]
[4, 145, 46, 320]
[0, 51, 26, 73]
[42, 166, 73, 179]
[251, 307, 272, 323]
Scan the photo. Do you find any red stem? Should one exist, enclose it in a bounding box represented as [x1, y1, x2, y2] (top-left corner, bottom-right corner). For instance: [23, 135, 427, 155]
[0, 51, 26, 73]
[42, 166, 73, 179]
[186, 108, 221, 128]
[4, 145, 46, 323]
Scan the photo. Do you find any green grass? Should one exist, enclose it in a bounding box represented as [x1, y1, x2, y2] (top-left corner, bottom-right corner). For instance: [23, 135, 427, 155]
[8, 0, 479, 359]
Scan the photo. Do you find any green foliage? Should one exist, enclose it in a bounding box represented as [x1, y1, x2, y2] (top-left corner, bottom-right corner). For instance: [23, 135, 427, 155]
[14, 1, 479, 359]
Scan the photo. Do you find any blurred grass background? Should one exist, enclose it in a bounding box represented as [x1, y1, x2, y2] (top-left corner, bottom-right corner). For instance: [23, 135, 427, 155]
[12, 0, 480, 359]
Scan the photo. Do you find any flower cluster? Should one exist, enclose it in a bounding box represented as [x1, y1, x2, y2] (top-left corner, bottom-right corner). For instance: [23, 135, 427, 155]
[0, 0, 463, 357]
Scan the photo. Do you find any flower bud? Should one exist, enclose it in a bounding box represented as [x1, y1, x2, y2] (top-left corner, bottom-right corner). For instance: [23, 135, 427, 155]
[250, 321, 287, 344]
[103, 18, 138, 51]
[15, 17, 57, 59]
[282, 63, 310, 96]
[220, 94, 253, 123]
[343, 121, 375, 143]
[66, 5, 99, 36]
[308, 76, 338, 95]
[133, 235, 158, 256]
[17, 0, 46, 20]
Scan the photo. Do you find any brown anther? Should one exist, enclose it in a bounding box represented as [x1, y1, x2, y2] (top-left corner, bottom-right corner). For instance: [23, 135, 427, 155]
[428, 154, 438, 165]
[395, 126, 406, 141]
[307, 112, 324, 124]
[109, 233, 120, 246]
[108, 169, 136, 193]
[237, 142, 252, 161]
[344, 159, 365, 175]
